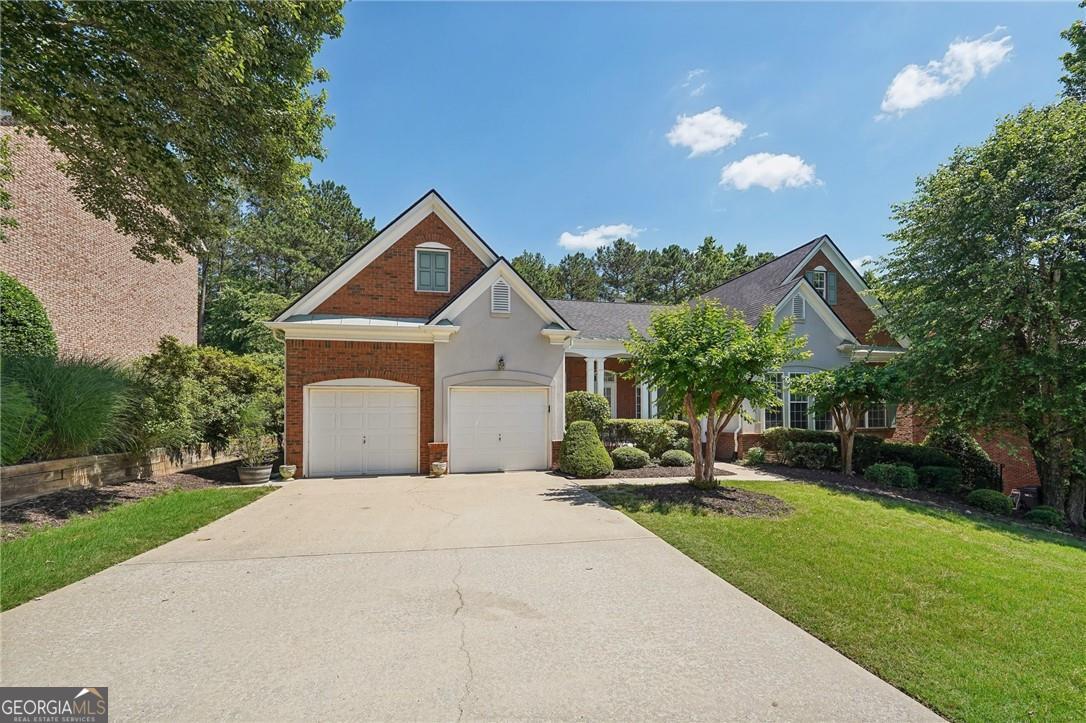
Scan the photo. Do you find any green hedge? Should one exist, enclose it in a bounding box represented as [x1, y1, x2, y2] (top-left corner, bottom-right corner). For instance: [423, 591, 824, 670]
[565, 391, 610, 434]
[1023, 506, 1064, 527]
[611, 446, 650, 469]
[761, 427, 882, 472]
[917, 465, 963, 494]
[781, 441, 837, 470]
[0, 271, 58, 357]
[865, 463, 919, 489]
[603, 419, 676, 458]
[560, 420, 613, 478]
[660, 449, 694, 467]
[966, 488, 1012, 516]
[878, 441, 957, 470]
[923, 426, 1001, 491]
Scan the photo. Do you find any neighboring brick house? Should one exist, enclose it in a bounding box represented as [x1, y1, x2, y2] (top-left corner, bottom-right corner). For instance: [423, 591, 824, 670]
[269, 189, 1037, 492]
[0, 127, 198, 359]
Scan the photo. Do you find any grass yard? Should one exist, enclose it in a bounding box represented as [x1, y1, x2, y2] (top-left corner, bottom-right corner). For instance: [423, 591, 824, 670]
[1, 486, 273, 611]
[592, 481, 1086, 722]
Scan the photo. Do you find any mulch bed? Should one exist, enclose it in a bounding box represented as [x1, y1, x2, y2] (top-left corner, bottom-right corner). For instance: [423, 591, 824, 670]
[607, 464, 734, 479]
[612, 482, 792, 518]
[751, 463, 1086, 541]
[1, 460, 257, 541]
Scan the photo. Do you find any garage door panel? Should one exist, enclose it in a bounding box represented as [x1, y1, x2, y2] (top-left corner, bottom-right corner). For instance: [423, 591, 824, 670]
[450, 388, 548, 473]
[307, 388, 418, 476]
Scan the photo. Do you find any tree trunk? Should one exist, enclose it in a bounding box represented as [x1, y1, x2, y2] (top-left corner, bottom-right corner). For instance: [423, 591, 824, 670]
[1028, 432, 1069, 516]
[703, 406, 717, 487]
[683, 393, 704, 485]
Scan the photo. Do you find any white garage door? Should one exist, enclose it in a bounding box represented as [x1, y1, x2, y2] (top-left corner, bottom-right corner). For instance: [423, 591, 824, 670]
[449, 387, 549, 473]
[307, 387, 418, 477]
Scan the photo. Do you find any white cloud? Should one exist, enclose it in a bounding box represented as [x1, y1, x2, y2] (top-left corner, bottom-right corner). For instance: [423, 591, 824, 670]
[851, 255, 874, 269]
[719, 153, 820, 192]
[879, 29, 1012, 117]
[682, 68, 708, 97]
[558, 223, 642, 251]
[689, 82, 707, 97]
[666, 106, 746, 157]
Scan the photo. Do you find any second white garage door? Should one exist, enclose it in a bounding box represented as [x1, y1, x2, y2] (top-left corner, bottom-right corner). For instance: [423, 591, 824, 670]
[448, 387, 549, 473]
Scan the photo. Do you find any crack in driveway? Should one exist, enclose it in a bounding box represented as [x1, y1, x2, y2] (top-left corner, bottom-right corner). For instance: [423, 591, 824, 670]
[452, 552, 474, 722]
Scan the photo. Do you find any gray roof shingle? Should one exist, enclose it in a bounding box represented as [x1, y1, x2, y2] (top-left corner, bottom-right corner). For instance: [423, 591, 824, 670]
[546, 299, 668, 340]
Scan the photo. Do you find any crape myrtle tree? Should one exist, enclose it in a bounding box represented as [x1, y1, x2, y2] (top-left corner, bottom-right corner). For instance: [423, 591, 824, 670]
[625, 300, 808, 488]
[2, 1, 344, 262]
[873, 100, 1086, 526]
[790, 361, 901, 475]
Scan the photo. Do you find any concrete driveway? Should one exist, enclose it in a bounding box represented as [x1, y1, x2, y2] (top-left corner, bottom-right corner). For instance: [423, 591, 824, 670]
[1, 472, 936, 721]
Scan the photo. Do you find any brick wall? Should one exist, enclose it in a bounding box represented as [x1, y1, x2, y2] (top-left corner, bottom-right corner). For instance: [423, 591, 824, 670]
[563, 357, 637, 418]
[314, 212, 487, 319]
[284, 339, 434, 474]
[799, 250, 895, 346]
[0, 128, 198, 359]
[565, 357, 587, 392]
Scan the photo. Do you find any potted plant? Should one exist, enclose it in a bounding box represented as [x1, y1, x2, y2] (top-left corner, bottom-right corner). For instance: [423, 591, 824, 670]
[231, 401, 275, 484]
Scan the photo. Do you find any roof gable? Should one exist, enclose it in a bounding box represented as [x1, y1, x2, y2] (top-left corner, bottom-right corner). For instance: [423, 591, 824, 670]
[274, 190, 499, 322]
[429, 259, 574, 330]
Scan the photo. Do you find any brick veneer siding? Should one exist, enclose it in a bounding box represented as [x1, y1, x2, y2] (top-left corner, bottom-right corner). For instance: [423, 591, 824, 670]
[285, 339, 434, 475]
[565, 357, 587, 393]
[563, 356, 637, 418]
[799, 250, 895, 346]
[892, 406, 1040, 493]
[0, 129, 198, 359]
[716, 432, 764, 461]
[314, 212, 487, 319]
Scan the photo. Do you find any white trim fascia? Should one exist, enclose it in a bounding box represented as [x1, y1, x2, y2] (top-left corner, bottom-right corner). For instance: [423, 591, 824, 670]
[428, 260, 573, 330]
[777, 282, 859, 345]
[838, 344, 905, 362]
[266, 321, 459, 344]
[566, 338, 628, 357]
[274, 191, 498, 321]
[542, 328, 580, 346]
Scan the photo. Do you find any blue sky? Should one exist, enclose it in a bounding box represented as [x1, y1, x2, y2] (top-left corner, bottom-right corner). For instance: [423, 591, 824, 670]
[311, 2, 1079, 267]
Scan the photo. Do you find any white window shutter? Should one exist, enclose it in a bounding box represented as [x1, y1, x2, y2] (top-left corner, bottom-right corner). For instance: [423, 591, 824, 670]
[491, 279, 511, 314]
[792, 295, 805, 320]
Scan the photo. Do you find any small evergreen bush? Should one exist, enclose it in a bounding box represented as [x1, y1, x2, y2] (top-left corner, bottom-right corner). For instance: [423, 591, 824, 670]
[966, 488, 1012, 516]
[559, 420, 614, 478]
[781, 441, 837, 470]
[565, 391, 611, 434]
[660, 449, 694, 467]
[611, 446, 650, 469]
[1023, 506, 1064, 527]
[923, 426, 1001, 491]
[744, 446, 767, 464]
[603, 419, 676, 457]
[0, 271, 58, 357]
[917, 465, 963, 494]
[879, 441, 957, 469]
[865, 463, 919, 488]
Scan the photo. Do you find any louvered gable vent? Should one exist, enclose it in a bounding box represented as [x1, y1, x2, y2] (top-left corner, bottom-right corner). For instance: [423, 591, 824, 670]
[491, 278, 511, 314]
[792, 295, 805, 320]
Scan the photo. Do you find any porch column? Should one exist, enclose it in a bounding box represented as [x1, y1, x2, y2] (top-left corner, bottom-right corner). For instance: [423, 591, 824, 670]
[639, 382, 650, 419]
[596, 357, 606, 399]
[585, 357, 595, 393]
[650, 387, 658, 418]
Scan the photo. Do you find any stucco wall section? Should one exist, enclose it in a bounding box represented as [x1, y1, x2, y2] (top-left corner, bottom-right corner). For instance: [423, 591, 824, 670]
[0, 128, 197, 359]
[284, 339, 435, 474]
[314, 212, 488, 319]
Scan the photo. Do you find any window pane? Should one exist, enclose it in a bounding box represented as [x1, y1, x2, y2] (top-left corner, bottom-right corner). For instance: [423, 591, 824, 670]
[865, 404, 887, 428]
[764, 373, 784, 428]
[813, 411, 833, 431]
[788, 399, 809, 428]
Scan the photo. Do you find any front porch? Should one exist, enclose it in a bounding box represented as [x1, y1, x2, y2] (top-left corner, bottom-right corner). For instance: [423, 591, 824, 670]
[564, 348, 658, 420]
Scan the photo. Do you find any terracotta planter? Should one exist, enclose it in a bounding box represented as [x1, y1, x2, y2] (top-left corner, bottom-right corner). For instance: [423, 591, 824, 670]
[278, 464, 297, 481]
[238, 464, 273, 485]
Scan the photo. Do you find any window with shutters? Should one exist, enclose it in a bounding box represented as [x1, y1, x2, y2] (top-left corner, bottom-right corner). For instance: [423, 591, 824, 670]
[805, 266, 837, 304]
[791, 295, 805, 320]
[491, 278, 511, 315]
[415, 249, 450, 292]
[811, 269, 827, 297]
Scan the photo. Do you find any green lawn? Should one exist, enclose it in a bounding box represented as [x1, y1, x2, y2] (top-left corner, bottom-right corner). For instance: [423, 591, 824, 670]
[1, 486, 273, 611]
[591, 481, 1086, 722]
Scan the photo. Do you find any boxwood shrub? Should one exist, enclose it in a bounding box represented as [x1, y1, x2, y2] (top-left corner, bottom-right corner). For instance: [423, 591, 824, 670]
[611, 446, 650, 470]
[781, 441, 837, 470]
[1023, 505, 1064, 527]
[917, 465, 963, 494]
[0, 271, 58, 357]
[761, 427, 837, 451]
[660, 449, 694, 467]
[744, 446, 766, 464]
[878, 441, 956, 469]
[923, 426, 1001, 491]
[565, 391, 610, 434]
[559, 420, 614, 478]
[966, 488, 1013, 516]
[603, 419, 676, 458]
[865, 463, 919, 489]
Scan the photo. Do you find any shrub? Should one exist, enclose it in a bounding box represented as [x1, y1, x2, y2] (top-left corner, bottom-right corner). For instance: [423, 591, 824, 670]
[761, 427, 837, 452]
[744, 446, 766, 464]
[852, 434, 885, 473]
[917, 465, 963, 494]
[1, 355, 135, 460]
[781, 441, 837, 470]
[602, 419, 676, 458]
[878, 441, 957, 470]
[967, 488, 1013, 516]
[230, 401, 277, 467]
[865, 463, 919, 488]
[660, 449, 694, 467]
[670, 436, 692, 453]
[611, 446, 650, 469]
[559, 420, 614, 478]
[565, 391, 610, 434]
[923, 426, 1001, 491]
[0, 379, 46, 465]
[1023, 506, 1064, 527]
[0, 271, 58, 357]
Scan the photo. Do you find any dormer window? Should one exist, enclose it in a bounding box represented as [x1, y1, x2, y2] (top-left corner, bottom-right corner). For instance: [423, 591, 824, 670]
[811, 269, 827, 297]
[491, 278, 511, 315]
[416, 247, 450, 293]
[805, 266, 837, 304]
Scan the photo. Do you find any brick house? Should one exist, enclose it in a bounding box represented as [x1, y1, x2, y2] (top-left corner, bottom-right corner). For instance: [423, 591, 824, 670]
[270, 189, 1035, 492]
[0, 127, 198, 359]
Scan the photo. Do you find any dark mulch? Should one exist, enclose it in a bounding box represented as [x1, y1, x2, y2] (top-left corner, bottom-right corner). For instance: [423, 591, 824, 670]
[607, 464, 733, 479]
[1, 460, 260, 541]
[750, 463, 1086, 541]
[610, 482, 792, 518]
